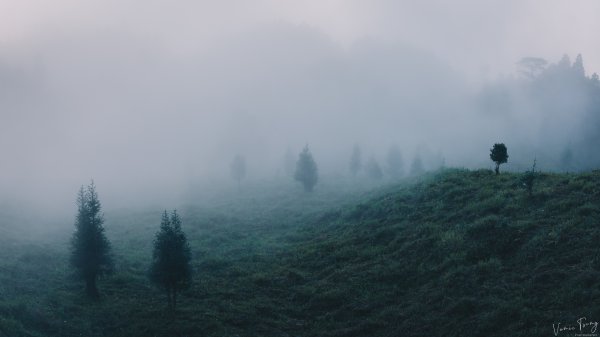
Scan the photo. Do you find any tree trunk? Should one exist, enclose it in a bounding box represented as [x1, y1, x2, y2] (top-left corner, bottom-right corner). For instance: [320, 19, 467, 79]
[495, 163, 500, 175]
[85, 276, 99, 299]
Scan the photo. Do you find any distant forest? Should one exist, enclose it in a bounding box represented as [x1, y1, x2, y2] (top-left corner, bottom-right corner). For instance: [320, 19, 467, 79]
[477, 54, 600, 171]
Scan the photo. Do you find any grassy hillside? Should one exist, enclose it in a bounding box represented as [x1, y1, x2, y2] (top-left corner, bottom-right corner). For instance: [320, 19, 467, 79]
[1, 169, 600, 336]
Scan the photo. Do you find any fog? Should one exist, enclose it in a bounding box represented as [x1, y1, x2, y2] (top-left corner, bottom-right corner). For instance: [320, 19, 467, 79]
[1, 0, 600, 215]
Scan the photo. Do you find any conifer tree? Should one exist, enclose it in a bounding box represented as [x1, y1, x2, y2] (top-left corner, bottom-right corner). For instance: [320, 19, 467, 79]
[572, 54, 585, 77]
[149, 210, 192, 310]
[70, 182, 113, 298]
[294, 145, 318, 192]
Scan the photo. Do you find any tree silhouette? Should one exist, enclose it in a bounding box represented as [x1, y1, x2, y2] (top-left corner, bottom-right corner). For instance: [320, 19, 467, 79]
[70, 182, 113, 298]
[572, 54, 585, 77]
[294, 145, 318, 192]
[149, 210, 192, 310]
[490, 143, 508, 174]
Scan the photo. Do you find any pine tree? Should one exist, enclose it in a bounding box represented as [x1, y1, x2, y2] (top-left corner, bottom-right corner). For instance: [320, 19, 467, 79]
[70, 182, 113, 298]
[149, 210, 192, 310]
[349, 144, 362, 176]
[490, 143, 509, 174]
[572, 54, 585, 77]
[294, 145, 318, 192]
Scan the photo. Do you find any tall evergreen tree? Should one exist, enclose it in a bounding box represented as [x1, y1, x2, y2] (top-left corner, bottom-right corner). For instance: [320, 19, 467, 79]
[349, 144, 362, 176]
[294, 145, 318, 192]
[70, 182, 113, 298]
[572, 54, 585, 77]
[149, 210, 192, 310]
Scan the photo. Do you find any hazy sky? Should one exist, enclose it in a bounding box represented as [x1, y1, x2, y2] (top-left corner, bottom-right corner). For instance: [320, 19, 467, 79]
[1, 0, 599, 77]
[1, 0, 599, 213]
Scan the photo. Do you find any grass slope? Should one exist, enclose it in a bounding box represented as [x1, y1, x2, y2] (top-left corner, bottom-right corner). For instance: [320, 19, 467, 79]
[1, 169, 599, 336]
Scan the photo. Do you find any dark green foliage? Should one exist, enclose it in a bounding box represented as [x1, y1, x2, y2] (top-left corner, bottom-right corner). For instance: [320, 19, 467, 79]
[521, 159, 537, 196]
[70, 182, 113, 299]
[3, 170, 600, 336]
[365, 157, 383, 180]
[386, 145, 404, 179]
[349, 144, 362, 176]
[490, 143, 508, 174]
[230, 154, 246, 187]
[294, 145, 318, 192]
[149, 210, 192, 310]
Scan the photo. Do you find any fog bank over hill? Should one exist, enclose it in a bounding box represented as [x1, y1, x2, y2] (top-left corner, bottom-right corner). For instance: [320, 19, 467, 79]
[1, 1, 599, 213]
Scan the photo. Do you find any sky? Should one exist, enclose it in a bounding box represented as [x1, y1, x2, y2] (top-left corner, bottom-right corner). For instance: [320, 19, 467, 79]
[1, 0, 599, 213]
[1, 0, 599, 77]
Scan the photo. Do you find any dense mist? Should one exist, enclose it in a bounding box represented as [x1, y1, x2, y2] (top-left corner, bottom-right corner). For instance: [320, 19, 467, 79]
[1, 0, 599, 214]
[3, 3, 600, 336]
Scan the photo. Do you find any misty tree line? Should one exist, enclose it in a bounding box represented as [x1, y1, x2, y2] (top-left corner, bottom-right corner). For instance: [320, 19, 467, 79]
[481, 53, 600, 170]
[347, 144, 434, 180]
[69, 141, 538, 307]
[70, 145, 442, 301]
[229, 143, 443, 192]
[225, 53, 600, 193]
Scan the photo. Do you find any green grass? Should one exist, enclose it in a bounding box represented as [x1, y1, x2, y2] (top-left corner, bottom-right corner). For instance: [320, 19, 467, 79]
[1, 169, 600, 336]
